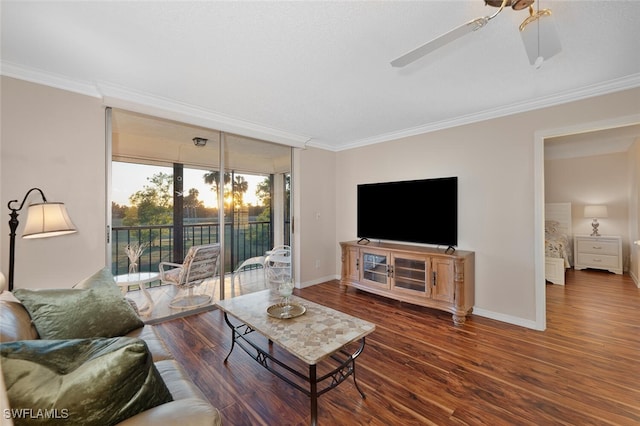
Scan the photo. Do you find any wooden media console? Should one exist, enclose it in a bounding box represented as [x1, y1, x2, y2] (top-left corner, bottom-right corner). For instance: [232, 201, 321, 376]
[340, 240, 474, 325]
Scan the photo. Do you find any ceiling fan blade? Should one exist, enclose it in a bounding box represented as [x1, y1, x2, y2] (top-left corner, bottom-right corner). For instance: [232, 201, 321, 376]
[390, 17, 489, 68]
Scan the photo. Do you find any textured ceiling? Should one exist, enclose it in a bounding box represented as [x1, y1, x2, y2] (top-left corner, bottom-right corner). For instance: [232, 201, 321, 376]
[1, 1, 639, 151]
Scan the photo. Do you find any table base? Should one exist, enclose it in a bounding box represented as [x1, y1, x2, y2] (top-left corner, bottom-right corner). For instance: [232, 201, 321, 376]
[222, 313, 366, 426]
[131, 283, 155, 313]
[114, 273, 158, 314]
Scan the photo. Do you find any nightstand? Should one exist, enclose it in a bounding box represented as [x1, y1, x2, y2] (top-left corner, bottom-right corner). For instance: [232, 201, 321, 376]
[574, 235, 622, 275]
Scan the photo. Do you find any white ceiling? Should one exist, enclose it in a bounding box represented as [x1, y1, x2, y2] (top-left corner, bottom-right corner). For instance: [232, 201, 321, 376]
[1, 1, 640, 152]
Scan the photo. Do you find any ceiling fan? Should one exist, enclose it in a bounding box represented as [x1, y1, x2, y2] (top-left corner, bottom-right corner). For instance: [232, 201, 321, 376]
[390, 0, 558, 68]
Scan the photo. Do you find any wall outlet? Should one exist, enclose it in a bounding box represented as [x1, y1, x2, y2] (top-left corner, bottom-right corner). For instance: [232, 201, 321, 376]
[315, 259, 320, 269]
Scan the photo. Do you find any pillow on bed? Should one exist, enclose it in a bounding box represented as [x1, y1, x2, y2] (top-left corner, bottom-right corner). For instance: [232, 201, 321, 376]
[545, 220, 560, 234]
[0, 337, 173, 425]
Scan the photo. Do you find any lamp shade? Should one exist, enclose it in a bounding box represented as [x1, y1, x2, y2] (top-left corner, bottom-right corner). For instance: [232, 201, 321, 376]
[22, 202, 77, 239]
[520, 9, 561, 68]
[584, 205, 608, 219]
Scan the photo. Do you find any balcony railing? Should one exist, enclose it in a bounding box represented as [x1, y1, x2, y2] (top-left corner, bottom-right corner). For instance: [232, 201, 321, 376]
[112, 221, 273, 276]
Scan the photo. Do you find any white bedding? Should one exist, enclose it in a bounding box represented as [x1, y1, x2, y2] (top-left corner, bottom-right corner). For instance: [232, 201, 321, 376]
[545, 221, 572, 268]
[545, 203, 572, 285]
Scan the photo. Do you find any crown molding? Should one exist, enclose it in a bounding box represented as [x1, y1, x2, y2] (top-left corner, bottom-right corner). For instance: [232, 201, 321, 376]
[0, 61, 101, 98]
[3, 60, 639, 152]
[0, 61, 311, 148]
[332, 73, 640, 152]
[96, 81, 311, 148]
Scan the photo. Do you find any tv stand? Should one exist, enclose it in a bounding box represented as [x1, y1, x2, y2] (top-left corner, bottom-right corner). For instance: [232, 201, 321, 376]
[340, 241, 474, 325]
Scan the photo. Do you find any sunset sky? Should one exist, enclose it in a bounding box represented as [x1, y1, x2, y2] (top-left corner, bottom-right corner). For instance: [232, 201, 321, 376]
[111, 162, 264, 208]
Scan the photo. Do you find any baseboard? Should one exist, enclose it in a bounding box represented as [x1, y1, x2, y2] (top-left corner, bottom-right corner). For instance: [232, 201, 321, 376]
[300, 279, 542, 330]
[299, 275, 340, 288]
[472, 307, 541, 331]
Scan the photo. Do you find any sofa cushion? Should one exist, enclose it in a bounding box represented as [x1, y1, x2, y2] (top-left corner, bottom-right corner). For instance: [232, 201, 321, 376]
[0, 337, 173, 426]
[14, 285, 143, 340]
[116, 360, 223, 426]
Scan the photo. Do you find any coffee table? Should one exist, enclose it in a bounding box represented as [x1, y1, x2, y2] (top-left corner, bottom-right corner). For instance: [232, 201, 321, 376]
[216, 289, 375, 426]
[114, 272, 158, 314]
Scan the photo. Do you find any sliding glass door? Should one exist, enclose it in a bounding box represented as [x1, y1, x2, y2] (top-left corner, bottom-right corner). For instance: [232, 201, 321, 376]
[107, 108, 292, 299]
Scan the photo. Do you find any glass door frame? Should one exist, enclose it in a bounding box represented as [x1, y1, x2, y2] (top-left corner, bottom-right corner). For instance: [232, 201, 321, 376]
[106, 108, 293, 301]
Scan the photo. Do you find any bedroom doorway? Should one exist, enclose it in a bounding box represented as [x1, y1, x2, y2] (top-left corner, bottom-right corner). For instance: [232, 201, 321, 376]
[536, 114, 640, 330]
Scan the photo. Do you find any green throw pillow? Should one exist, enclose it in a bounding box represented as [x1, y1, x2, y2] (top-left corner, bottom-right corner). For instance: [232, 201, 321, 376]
[73, 267, 140, 315]
[0, 337, 173, 425]
[14, 286, 144, 340]
[73, 267, 116, 289]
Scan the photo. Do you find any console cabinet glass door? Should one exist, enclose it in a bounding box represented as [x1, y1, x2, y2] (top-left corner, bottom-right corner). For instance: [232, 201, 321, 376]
[391, 253, 429, 296]
[360, 249, 390, 289]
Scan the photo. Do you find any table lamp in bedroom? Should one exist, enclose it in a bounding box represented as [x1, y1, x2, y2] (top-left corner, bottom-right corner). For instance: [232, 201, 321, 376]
[584, 205, 608, 237]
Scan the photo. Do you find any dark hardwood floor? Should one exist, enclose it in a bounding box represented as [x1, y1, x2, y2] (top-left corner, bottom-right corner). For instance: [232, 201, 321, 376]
[154, 269, 640, 425]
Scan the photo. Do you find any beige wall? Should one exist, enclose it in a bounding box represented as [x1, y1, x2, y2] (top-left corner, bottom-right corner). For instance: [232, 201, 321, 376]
[1, 77, 107, 289]
[293, 147, 337, 286]
[2, 74, 639, 325]
[335, 119, 540, 323]
[545, 151, 631, 270]
[334, 88, 640, 327]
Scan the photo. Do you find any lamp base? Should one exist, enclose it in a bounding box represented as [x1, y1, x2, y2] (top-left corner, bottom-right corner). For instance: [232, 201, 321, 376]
[590, 219, 601, 237]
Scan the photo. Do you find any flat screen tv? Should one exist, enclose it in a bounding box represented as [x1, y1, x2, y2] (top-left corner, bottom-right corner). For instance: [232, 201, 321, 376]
[357, 177, 457, 247]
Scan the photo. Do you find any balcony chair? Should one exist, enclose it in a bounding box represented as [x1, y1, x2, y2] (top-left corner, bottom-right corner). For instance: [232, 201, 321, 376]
[159, 243, 220, 309]
[231, 256, 266, 296]
[264, 245, 291, 284]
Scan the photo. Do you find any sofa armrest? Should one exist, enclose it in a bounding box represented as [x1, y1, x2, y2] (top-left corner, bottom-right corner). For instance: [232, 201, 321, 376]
[0, 293, 39, 342]
[125, 326, 173, 362]
[115, 399, 221, 426]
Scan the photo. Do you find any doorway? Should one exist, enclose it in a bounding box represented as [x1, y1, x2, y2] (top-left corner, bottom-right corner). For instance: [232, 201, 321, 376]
[534, 114, 640, 330]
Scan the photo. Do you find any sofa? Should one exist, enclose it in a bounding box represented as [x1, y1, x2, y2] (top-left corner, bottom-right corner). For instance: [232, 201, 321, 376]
[0, 268, 222, 426]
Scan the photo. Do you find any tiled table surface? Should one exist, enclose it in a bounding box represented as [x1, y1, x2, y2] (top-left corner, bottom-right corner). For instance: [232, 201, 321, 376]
[216, 289, 376, 364]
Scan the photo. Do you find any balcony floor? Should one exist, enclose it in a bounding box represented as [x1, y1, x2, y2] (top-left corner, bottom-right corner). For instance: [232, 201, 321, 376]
[123, 268, 268, 324]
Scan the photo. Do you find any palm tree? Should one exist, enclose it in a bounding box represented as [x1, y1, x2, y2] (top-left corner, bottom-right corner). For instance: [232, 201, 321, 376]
[232, 175, 249, 208]
[183, 188, 204, 218]
[203, 171, 231, 208]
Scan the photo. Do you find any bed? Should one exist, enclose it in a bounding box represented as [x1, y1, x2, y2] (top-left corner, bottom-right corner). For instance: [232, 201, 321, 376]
[545, 202, 573, 285]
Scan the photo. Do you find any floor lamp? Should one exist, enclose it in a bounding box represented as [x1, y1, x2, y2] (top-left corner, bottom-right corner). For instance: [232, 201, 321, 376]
[7, 188, 77, 291]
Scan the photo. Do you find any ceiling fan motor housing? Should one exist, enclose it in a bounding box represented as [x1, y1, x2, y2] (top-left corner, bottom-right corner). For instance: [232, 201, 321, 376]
[485, 0, 534, 10]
